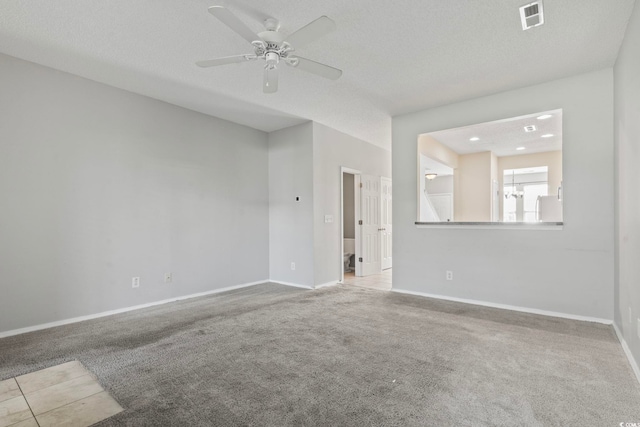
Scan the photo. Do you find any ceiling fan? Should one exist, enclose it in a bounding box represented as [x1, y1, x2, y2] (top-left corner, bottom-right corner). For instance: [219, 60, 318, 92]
[197, 6, 342, 93]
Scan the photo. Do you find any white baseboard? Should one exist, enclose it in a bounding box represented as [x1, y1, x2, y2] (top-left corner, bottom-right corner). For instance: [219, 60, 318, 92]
[268, 280, 313, 290]
[0, 279, 269, 339]
[613, 323, 640, 385]
[391, 288, 612, 325]
[314, 281, 339, 289]
[269, 279, 338, 290]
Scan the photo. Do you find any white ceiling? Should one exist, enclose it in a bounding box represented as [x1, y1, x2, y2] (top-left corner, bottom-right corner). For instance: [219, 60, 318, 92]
[0, 0, 635, 150]
[427, 109, 563, 157]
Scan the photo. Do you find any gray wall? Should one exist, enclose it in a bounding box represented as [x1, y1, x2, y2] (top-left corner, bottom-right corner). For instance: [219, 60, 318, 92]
[614, 0, 640, 370]
[0, 53, 270, 333]
[343, 173, 355, 239]
[267, 122, 391, 288]
[268, 123, 315, 287]
[313, 123, 392, 286]
[393, 69, 614, 320]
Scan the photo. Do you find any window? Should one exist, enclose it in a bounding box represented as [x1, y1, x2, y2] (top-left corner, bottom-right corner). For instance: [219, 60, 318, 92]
[503, 167, 549, 222]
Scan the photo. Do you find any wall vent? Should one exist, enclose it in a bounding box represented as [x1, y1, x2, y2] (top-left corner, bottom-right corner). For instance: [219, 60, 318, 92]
[519, 1, 544, 30]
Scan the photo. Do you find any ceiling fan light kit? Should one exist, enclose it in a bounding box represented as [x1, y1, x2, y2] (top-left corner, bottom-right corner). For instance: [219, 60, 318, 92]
[197, 5, 342, 94]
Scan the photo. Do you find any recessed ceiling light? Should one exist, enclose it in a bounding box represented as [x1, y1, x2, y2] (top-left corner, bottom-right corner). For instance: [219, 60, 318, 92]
[470, 137, 480, 141]
[537, 114, 552, 120]
[541, 134, 554, 138]
[516, 147, 526, 151]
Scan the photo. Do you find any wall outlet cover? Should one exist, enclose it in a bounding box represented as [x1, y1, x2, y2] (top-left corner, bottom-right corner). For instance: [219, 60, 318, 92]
[132, 277, 140, 288]
[291, 262, 296, 271]
[446, 271, 453, 281]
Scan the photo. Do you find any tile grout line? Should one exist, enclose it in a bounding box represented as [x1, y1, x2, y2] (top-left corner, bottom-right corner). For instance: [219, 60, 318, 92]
[33, 389, 105, 419]
[10, 364, 99, 425]
[17, 368, 107, 421]
[14, 377, 41, 427]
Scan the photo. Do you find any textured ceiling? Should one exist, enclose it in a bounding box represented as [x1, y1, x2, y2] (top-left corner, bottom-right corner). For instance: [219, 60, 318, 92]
[0, 0, 635, 150]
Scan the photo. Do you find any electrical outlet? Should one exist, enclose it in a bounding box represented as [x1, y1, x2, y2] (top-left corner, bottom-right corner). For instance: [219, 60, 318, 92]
[446, 271, 453, 281]
[164, 272, 172, 283]
[291, 262, 296, 271]
[132, 277, 140, 288]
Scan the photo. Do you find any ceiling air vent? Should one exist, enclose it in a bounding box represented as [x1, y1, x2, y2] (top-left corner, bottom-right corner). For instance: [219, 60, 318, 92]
[524, 125, 537, 132]
[519, 1, 544, 30]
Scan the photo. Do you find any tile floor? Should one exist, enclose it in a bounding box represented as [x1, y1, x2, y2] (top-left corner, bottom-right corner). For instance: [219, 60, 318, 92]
[342, 268, 392, 291]
[0, 361, 122, 427]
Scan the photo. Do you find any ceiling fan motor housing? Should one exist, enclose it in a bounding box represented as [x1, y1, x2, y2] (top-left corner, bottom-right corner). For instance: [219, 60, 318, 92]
[265, 51, 280, 66]
[257, 30, 288, 67]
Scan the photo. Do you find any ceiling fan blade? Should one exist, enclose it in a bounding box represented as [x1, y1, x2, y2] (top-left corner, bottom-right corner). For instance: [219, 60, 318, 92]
[285, 16, 336, 48]
[228, 2, 277, 27]
[208, 6, 261, 44]
[290, 56, 342, 80]
[263, 67, 278, 93]
[196, 54, 254, 68]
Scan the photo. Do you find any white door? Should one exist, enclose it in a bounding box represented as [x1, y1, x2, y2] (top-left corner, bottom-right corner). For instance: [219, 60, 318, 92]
[381, 178, 392, 270]
[360, 174, 381, 276]
[353, 174, 362, 277]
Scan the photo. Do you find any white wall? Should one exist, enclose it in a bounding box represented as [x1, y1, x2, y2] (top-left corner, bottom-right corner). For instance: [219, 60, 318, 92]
[419, 154, 442, 222]
[425, 175, 454, 195]
[614, 0, 640, 371]
[0, 53, 270, 333]
[268, 123, 315, 287]
[393, 69, 615, 320]
[312, 123, 392, 286]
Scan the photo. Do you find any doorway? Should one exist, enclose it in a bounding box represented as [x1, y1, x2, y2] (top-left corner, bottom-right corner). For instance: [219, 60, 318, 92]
[342, 172, 358, 278]
[340, 168, 392, 284]
[340, 168, 360, 283]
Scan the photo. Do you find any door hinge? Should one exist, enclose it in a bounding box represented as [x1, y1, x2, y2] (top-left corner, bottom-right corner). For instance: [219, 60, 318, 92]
[358, 257, 363, 262]
[358, 220, 363, 225]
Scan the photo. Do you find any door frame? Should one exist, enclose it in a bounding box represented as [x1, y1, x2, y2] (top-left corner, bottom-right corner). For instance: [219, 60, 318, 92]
[340, 167, 361, 283]
[380, 176, 392, 270]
